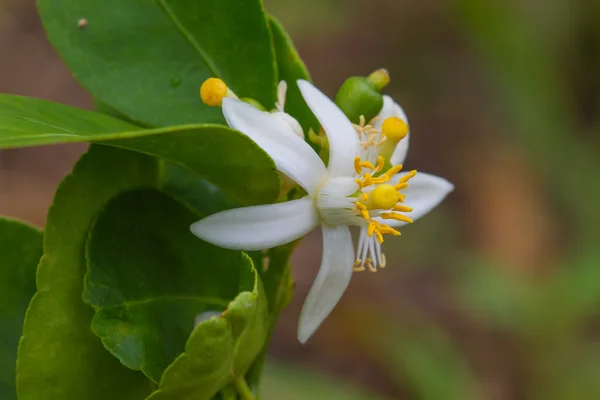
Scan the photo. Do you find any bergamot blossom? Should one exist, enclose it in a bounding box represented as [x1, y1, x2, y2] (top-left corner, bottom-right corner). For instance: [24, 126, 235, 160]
[192, 79, 453, 343]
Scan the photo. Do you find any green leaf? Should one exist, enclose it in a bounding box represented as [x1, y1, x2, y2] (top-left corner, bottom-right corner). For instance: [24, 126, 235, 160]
[268, 16, 319, 132]
[146, 285, 268, 400]
[17, 146, 156, 400]
[160, 163, 239, 216]
[0, 95, 280, 206]
[0, 218, 42, 400]
[83, 189, 268, 386]
[38, 0, 277, 127]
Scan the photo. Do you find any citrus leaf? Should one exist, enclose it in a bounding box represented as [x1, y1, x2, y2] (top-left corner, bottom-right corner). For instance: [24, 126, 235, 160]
[0, 218, 42, 400]
[0, 95, 280, 206]
[268, 16, 319, 132]
[83, 189, 268, 385]
[16, 145, 156, 400]
[37, 0, 277, 127]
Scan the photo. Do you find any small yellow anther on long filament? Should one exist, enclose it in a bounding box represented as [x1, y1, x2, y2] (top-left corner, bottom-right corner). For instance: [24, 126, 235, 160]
[381, 212, 413, 224]
[399, 170, 417, 183]
[381, 117, 408, 141]
[200, 78, 228, 106]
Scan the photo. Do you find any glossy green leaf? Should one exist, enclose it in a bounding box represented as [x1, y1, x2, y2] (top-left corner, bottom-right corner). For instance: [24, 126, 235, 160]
[146, 285, 268, 400]
[0, 218, 42, 400]
[268, 16, 319, 132]
[0, 95, 280, 206]
[83, 189, 267, 385]
[38, 0, 277, 127]
[160, 163, 239, 216]
[17, 146, 156, 400]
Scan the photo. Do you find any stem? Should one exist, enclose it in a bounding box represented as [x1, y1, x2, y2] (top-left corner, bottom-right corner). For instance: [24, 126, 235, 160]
[234, 376, 255, 400]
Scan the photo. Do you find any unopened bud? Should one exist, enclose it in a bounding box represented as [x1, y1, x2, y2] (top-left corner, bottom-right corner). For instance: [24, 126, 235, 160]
[200, 78, 236, 107]
[334, 75, 384, 123]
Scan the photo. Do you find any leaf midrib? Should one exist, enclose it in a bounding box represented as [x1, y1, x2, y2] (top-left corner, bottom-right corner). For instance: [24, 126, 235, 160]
[157, 0, 224, 80]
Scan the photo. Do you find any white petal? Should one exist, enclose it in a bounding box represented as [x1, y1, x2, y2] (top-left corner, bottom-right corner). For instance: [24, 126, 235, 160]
[378, 172, 454, 228]
[297, 80, 359, 178]
[372, 95, 410, 165]
[298, 225, 354, 343]
[190, 198, 318, 251]
[222, 98, 327, 195]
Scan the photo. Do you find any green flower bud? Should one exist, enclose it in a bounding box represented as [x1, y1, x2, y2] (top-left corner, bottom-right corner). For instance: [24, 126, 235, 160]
[334, 69, 389, 123]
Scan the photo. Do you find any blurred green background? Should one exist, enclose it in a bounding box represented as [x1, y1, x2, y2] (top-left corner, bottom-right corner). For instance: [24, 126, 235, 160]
[2, 0, 600, 399]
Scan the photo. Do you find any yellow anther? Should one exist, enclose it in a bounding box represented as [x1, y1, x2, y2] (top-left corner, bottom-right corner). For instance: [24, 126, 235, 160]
[360, 160, 376, 170]
[373, 229, 384, 243]
[366, 259, 377, 272]
[380, 225, 401, 236]
[354, 201, 370, 220]
[354, 157, 362, 174]
[375, 156, 385, 173]
[367, 220, 377, 237]
[394, 182, 409, 191]
[200, 78, 228, 106]
[381, 212, 413, 224]
[354, 260, 366, 272]
[380, 254, 387, 268]
[385, 164, 404, 178]
[399, 170, 417, 183]
[361, 192, 369, 201]
[393, 204, 413, 212]
[371, 184, 399, 210]
[397, 192, 406, 202]
[381, 117, 408, 141]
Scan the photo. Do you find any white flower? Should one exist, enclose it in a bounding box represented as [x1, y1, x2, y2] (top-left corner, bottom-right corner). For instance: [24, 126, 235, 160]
[190, 80, 453, 343]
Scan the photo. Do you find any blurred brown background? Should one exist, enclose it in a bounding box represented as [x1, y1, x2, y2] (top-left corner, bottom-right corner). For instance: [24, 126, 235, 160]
[2, 0, 600, 399]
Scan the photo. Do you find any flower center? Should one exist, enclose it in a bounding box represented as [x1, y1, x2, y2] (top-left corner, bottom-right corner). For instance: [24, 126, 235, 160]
[353, 155, 416, 243]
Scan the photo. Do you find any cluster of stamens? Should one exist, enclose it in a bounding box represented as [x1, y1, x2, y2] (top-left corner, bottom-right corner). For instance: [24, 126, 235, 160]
[351, 115, 413, 273]
[353, 115, 387, 149]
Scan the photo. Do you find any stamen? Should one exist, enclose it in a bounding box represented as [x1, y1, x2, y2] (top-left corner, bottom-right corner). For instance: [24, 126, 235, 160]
[399, 170, 417, 183]
[393, 204, 413, 212]
[385, 164, 404, 178]
[375, 156, 385, 173]
[366, 259, 377, 272]
[381, 212, 413, 224]
[353, 259, 366, 272]
[354, 201, 370, 220]
[354, 157, 361, 174]
[360, 160, 376, 170]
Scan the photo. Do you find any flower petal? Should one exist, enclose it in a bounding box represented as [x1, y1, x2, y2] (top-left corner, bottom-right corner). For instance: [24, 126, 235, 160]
[297, 80, 359, 178]
[372, 95, 410, 165]
[190, 197, 318, 250]
[298, 224, 354, 343]
[222, 98, 327, 195]
[377, 172, 454, 228]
